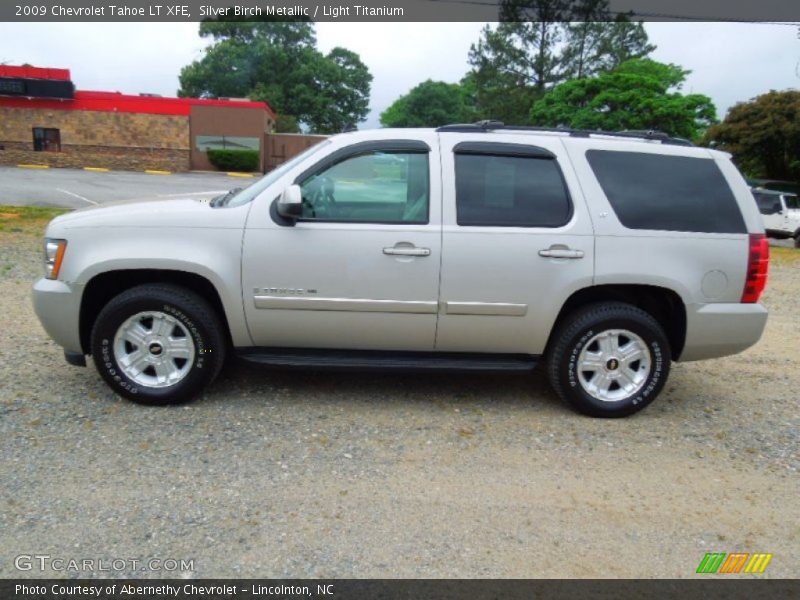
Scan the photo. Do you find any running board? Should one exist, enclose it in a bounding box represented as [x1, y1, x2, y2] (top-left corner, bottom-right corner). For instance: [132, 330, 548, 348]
[236, 348, 538, 372]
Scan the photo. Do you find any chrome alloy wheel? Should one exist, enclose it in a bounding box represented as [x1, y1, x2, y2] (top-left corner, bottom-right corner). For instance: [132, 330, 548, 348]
[577, 329, 652, 402]
[113, 311, 195, 389]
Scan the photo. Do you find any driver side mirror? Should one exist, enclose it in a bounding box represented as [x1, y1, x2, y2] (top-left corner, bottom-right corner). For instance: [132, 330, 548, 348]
[277, 184, 303, 219]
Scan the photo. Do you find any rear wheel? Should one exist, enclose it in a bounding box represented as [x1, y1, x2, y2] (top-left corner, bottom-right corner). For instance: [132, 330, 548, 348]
[91, 284, 226, 405]
[547, 302, 670, 417]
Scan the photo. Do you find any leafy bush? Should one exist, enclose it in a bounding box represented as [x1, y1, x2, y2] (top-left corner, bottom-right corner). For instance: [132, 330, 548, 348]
[207, 149, 259, 172]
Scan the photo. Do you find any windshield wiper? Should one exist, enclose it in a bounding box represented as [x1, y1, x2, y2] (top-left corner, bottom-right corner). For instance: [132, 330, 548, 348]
[210, 187, 242, 208]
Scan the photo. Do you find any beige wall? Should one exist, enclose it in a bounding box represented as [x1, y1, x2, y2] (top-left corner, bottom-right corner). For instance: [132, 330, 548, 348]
[190, 104, 273, 171]
[0, 106, 191, 171]
[0, 104, 279, 172]
[264, 133, 328, 171]
[0, 106, 189, 148]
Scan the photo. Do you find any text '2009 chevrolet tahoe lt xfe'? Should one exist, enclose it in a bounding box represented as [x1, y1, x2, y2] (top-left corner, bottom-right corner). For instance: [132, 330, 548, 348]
[33, 123, 769, 417]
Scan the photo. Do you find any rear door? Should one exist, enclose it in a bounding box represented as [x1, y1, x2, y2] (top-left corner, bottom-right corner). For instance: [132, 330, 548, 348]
[435, 134, 595, 354]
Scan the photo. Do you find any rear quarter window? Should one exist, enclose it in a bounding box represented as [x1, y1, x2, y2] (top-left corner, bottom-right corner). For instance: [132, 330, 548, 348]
[586, 150, 746, 234]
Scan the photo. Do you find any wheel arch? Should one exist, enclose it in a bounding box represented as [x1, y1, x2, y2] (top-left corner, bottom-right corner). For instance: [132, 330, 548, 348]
[545, 284, 687, 360]
[79, 269, 232, 355]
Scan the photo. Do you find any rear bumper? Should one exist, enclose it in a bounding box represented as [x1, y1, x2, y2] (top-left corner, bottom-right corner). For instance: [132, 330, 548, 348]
[679, 302, 768, 361]
[32, 278, 84, 355]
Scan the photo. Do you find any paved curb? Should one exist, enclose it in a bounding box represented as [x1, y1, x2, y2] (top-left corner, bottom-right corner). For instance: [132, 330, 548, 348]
[12, 165, 256, 177]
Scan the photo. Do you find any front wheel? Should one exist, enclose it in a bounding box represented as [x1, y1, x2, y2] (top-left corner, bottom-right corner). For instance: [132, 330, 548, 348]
[91, 284, 227, 405]
[546, 302, 670, 417]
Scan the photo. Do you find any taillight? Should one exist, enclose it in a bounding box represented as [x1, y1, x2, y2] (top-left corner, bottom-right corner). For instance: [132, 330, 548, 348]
[741, 233, 769, 303]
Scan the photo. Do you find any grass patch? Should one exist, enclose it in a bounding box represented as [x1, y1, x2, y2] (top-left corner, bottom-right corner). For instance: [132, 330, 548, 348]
[0, 205, 70, 235]
[770, 246, 800, 266]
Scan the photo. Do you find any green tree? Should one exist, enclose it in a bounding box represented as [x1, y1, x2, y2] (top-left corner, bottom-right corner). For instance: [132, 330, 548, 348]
[178, 20, 372, 134]
[465, 0, 655, 124]
[596, 18, 657, 71]
[380, 80, 471, 128]
[467, 0, 568, 123]
[274, 114, 300, 133]
[561, 16, 655, 80]
[529, 59, 716, 140]
[703, 90, 800, 182]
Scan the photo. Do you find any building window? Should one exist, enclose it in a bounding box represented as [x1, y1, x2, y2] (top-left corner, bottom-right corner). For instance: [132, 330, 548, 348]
[33, 127, 61, 152]
[196, 135, 260, 152]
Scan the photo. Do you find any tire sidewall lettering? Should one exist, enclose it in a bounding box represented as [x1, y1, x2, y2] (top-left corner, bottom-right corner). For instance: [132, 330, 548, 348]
[567, 325, 664, 408]
[99, 302, 212, 395]
[162, 303, 207, 370]
[567, 329, 594, 389]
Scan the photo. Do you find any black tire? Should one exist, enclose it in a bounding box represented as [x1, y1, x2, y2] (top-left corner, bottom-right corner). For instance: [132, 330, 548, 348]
[90, 284, 227, 405]
[794, 235, 800, 249]
[546, 302, 670, 418]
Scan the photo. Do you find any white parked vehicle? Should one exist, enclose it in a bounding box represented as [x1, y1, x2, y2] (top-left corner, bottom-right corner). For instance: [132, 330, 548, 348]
[33, 123, 769, 417]
[753, 187, 800, 247]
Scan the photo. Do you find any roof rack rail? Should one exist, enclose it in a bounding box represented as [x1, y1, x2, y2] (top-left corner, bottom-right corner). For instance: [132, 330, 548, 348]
[435, 121, 694, 146]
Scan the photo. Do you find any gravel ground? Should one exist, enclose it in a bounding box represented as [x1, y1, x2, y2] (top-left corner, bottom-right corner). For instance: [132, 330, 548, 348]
[0, 217, 798, 579]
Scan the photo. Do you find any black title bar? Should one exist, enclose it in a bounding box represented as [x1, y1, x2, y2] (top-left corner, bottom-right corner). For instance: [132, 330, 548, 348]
[3, 0, 800, 22]
[2, 579, 800, 600]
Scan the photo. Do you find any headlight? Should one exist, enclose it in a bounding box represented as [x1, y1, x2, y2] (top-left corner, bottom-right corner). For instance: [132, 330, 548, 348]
[44, 239, 67, 280]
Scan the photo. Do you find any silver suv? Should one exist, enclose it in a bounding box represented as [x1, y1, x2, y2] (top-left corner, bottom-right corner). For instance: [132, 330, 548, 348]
[32, 123, 769, 417]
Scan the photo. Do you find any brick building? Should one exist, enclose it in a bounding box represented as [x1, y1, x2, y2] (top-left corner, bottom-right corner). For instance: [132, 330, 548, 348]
[0, 65, 276, 172]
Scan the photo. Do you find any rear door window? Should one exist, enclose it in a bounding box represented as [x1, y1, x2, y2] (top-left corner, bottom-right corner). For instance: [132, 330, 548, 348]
[454, 150, 572, 227]
[586, 150, 746, 234]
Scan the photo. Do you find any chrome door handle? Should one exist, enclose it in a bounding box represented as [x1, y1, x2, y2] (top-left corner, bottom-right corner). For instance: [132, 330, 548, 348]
[538, 248, 584, 259]
[383, 246, 431, 257]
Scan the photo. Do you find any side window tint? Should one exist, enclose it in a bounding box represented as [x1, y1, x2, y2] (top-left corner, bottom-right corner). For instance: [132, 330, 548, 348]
[754, 193, 773, 214]
[586, 150, 747, 234]
[754, 193, 782, 215]
[299, 151, 429, 224]
[454, 153, 572, 227]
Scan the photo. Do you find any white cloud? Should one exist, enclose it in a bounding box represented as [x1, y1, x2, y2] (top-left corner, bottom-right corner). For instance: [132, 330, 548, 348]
[316, 22, 485, 127]
[646, 22, 800, 117]
[0, 21, 797, 128]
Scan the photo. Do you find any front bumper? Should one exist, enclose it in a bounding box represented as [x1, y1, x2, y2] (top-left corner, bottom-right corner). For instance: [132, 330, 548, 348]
[680, 302, 768, 361]
[32, 278, 84, 355]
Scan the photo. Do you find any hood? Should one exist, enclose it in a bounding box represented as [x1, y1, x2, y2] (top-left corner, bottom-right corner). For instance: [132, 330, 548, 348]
[47, 195, 246, 231]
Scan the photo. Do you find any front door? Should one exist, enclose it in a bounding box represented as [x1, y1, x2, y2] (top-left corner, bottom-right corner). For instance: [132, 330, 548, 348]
[241, 137, 442, 351]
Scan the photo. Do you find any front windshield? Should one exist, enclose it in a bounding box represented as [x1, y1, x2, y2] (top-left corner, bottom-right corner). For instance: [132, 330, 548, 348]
[226, 140, 332, 208]
[784, 195, 800, 210]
